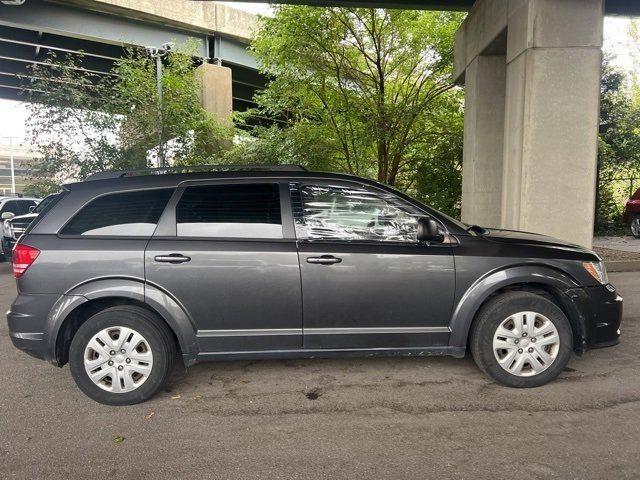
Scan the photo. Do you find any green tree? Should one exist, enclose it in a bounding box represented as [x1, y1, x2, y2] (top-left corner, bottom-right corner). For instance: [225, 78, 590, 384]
[245, 6, 464, 215]
[24, 46, 232, 194]
[596, 58, 640, 233]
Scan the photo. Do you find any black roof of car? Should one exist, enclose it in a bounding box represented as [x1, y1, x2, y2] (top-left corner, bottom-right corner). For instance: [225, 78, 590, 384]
[67, 165, 378, 191]
[53, 164, 470, 236]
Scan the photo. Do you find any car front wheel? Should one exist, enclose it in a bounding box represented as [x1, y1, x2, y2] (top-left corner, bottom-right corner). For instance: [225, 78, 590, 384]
[470, 291, 573, 388]
[69, 306, 176, 405]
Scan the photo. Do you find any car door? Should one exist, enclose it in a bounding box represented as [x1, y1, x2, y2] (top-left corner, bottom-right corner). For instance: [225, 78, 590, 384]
[145, 179, 302, 355]
[293, 181, 455, 350]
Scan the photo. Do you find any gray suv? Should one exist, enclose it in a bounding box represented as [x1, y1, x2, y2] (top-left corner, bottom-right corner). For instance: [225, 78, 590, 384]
[8, 166, 622, 405]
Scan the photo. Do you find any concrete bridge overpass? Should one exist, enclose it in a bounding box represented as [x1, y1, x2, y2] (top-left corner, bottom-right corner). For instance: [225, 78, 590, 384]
[0, 0, 264, 114]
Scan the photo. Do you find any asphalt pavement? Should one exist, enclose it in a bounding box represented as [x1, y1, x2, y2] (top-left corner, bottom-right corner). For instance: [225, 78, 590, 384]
[1, 262, 639, 479]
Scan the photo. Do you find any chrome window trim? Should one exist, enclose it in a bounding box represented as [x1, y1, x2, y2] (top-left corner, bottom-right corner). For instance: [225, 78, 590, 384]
[305, 327, 451, 335]
[198, 329, 302, 337]
[197, 326, 450, 337]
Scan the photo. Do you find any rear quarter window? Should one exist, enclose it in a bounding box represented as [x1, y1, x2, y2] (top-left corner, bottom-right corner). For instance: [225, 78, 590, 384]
[23, 192, 66, 235]
[61, 189, 174, 236]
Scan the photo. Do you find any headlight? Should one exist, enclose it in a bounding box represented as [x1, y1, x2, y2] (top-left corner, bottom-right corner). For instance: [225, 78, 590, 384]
[582, 261, 609, 284]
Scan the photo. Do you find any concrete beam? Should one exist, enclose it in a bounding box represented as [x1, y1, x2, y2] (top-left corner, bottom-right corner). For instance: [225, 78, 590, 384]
[221, 0, 475, 10]
[461, 55, 506, 228]
[501, 4, 603, 247]
[0, 0, 208, 56]
[197, 63, 233, 125]
[61, 0, 259, 42]
[219, 0, 640, 15]
[454, 0, 507, 82]
[457, 0, 604, 247]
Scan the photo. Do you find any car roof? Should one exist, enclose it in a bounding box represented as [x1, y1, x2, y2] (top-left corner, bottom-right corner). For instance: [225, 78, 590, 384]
[35, 169, 470, 236]
[0, 196, 40, 201]
[64, 170, 380, 192]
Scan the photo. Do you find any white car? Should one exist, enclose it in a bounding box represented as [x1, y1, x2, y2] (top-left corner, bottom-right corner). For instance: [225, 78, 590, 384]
[0, 196, 41, 221]
[0, 196, 41, 261]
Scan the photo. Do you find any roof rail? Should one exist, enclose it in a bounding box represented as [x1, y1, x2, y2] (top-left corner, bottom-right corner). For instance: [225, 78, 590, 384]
[85, 164, 308, 181]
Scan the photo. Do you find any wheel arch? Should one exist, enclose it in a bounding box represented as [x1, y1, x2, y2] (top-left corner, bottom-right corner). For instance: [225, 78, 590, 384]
[449, 265, 587, 353]
[50, 278, 198, 367]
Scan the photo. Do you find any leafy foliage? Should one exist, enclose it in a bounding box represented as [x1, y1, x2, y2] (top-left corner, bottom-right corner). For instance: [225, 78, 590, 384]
[244, 7, 465, 216]
[24, 45, 232, 194]
[596, 58, 640, 233]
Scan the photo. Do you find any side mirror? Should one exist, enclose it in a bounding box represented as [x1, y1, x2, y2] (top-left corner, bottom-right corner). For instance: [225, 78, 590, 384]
[29, 205, 36, 213]
[417, 217, 444, 243]
[1, 212, 15, 220]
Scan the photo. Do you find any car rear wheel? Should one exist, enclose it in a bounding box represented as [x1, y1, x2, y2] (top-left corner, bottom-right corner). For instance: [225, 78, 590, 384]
[69, 306, 176, 405]
[470, 291, 573, 388]
[631, 216, 640, 239]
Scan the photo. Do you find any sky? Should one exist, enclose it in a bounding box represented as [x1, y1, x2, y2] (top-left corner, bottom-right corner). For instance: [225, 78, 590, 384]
[0, 6, 637, 144]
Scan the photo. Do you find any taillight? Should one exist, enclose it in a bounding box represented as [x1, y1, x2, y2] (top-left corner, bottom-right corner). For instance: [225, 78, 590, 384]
[13, 244, 40, 278]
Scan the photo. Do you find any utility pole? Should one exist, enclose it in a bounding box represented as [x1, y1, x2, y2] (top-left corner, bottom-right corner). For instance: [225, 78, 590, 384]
[9, 136, 15, 194]
[145, 42, 174, 168]
[1, 136, 18, 194]
[155, 52, 164, 168]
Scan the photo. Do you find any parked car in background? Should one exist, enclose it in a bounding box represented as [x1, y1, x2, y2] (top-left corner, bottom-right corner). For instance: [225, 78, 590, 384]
[623, 187, 640, 238]
[0, 195, 41, 261]
[2, 194, 57, 261]
[7, 166, 622, 405]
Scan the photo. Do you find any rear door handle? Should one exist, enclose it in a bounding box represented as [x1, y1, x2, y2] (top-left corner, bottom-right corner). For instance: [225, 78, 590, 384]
[306, 255, 342, 265]
[154, 254, 191, 264]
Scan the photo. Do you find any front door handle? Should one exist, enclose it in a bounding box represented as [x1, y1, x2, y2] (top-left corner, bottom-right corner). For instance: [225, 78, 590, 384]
[306, 255, 342, 265]
[154, 254, 191, 264]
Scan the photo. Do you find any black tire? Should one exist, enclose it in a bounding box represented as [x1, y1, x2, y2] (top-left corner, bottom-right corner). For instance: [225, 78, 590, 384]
[470, 291, 573, 388]
[69, 305, 176, 405]
[631, 215, 640, 239]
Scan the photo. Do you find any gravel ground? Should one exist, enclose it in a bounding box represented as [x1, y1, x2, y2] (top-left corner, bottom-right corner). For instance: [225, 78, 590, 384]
[594, 246, 640, 261]
[1, 263, 639, 480]
[594, 236, 640, 257]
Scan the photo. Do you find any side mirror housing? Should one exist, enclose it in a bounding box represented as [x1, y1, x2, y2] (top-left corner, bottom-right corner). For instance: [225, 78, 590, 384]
[2, 212, 15, 220]
[417, 217, 444, 243]
[29, 205, 36, 213]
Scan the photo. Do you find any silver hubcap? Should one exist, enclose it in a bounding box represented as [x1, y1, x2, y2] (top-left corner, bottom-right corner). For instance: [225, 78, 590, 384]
[84, 326, 154, 393]
[493, 311, 560, 377]
[631, 218, 640, 237]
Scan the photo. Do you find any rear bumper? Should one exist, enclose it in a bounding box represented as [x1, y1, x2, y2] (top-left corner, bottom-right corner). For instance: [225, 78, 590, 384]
[565, 284, 622, 349]
[7, 293, 61, 363]
[9, 331, 46, 360]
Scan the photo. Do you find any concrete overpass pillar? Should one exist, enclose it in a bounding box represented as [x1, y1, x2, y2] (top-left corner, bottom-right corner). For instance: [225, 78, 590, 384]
[455, 0, 604, 247]
[461, 55, 506, 228]
[196, 63, 233, 125]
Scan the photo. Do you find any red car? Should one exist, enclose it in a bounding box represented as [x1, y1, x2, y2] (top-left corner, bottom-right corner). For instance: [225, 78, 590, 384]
[623, 187, 640, 238]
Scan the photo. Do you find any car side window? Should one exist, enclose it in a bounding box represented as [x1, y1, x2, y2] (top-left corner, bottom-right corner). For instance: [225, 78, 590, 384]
[176, 183, 283, 239]
[14, 201, 36, 216]
[296, 184, 424, 242]
[1, 200, 17, 214]
[61, 189, 174, 236]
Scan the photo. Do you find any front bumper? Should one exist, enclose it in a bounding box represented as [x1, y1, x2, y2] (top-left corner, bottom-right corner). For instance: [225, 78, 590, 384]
[565, 283, 622, 349]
